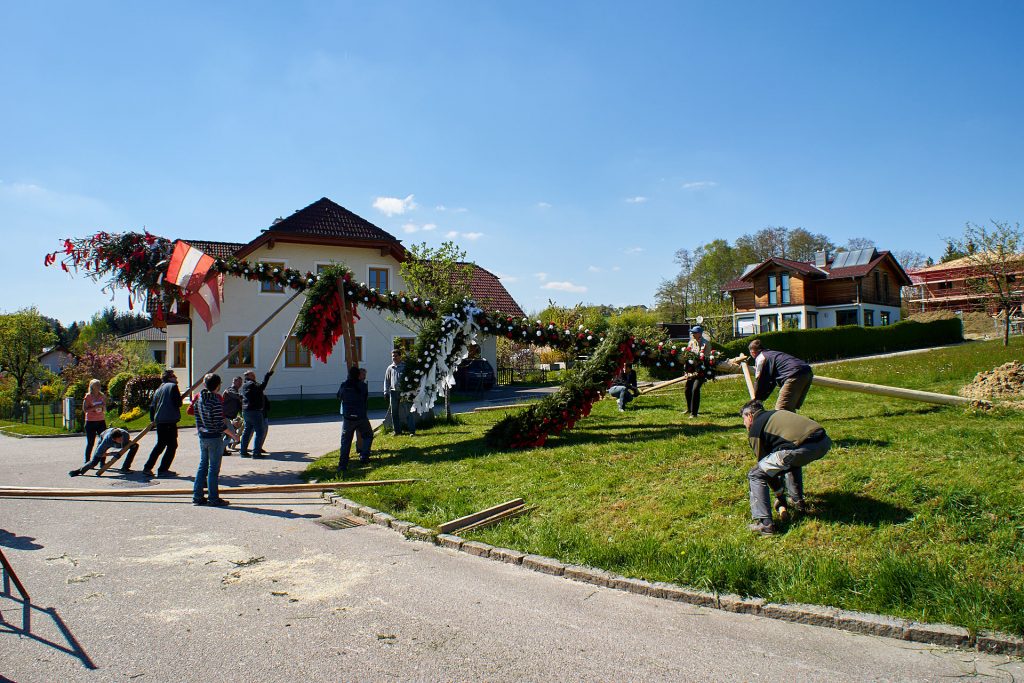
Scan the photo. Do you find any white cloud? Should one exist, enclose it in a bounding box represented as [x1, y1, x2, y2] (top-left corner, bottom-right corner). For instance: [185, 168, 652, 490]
[624, 246, 644, 254]
[435, 205, 467, 213]
[534, 272, 548, 281]
[443, 230, 483, 241]
[612, 265, 621, 272]
[682, 181, 718, 191]
[422, 223, 437, 231]
[0, 180, 109, 216]
[402, 222, 419, 234]
[587, 265, 602, 273]
[542, 281, 587, 293]
[373, 194, 417, 216]
[537, 201, 552, 209]
[625, 196, 648, 204]
[494, 271, 519, 283]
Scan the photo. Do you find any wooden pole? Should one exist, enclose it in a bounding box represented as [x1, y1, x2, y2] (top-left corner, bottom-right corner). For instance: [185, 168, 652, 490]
[740, 363, 756, 399]
[638, 374, 690, 395]
[96, 289, 304, 476]
[809, 375, 980, 407]
[0, 479, 418, 499]
[267, 308, 304, 378]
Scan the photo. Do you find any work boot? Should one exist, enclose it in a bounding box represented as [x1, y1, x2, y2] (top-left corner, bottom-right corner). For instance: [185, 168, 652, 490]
[68, 468, 82, 477]
[748, 520, 776, 536]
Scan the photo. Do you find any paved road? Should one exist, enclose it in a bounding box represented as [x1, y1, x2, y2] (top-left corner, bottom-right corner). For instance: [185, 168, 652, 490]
[1, 400, 1021, 681]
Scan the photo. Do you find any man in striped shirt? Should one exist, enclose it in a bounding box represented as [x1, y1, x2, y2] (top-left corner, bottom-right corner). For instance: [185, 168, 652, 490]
[192, 373, 238, 507]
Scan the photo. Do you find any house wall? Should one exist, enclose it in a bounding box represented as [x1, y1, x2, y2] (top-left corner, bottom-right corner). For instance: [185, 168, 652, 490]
[167, 242, 505, 398]
[860, 263, 902, 307]
[731, 289, 755, 311]
[816, 279, 859, 306]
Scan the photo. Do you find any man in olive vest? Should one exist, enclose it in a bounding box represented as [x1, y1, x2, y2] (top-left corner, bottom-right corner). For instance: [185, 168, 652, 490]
[741, 399, 831, 536]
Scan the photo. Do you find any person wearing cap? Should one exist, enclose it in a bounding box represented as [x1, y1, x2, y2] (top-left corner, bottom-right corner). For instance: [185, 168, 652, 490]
[683, 325, 711, 418]
[747, 339, 813, 412]
[740, 399, 831, 536]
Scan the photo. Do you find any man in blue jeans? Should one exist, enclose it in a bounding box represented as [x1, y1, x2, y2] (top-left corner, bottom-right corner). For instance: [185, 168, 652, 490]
[239, 369, 273, 458]
[192, 373, 238, 506]
[608, 362, 639, 412]
[383, 349, 416, 435]
[741, 399, 831, 536]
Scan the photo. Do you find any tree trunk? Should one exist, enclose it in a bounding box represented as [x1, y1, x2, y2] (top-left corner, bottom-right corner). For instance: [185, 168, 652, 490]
[444, 386, 452, 421]
[1005, 309, 1011, 347]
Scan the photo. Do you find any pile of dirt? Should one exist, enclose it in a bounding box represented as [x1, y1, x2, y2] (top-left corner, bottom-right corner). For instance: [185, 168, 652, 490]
[959, 361, 1024, 400]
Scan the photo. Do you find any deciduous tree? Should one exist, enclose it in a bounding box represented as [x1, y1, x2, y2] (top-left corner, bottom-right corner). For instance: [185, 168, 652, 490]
[949, 221, 1024, 346]
[0, 307, 58, 401]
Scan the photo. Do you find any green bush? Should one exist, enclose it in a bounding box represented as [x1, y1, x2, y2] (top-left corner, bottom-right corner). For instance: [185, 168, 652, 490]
[107, 372, 134, 401]
[137, 361, 165, 377]
[122, 375, 163, 410]
[0, 394, 13, 418]
[718, 318, 964, 362]
[64, 379, 89, 400]
[37, 385, 57, 402]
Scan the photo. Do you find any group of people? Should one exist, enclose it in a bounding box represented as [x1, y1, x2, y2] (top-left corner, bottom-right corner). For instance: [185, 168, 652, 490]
[609, 325, 831, 537]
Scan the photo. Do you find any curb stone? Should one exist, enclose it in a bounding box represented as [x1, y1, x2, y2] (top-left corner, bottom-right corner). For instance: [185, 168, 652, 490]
[320, 492, 1024, 656]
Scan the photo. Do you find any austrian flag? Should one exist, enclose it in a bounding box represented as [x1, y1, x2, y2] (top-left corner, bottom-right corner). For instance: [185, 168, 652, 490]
[166, 241, 224, 331]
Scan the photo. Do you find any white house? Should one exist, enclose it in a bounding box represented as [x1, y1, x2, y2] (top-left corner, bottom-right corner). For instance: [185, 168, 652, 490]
[38, 345, 76, 374]
[160, 197, 523, 398]
[116, 326, 168, 365]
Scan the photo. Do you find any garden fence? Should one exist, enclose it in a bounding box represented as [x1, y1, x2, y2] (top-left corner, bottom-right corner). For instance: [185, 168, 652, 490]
[0, 399, 65, 429]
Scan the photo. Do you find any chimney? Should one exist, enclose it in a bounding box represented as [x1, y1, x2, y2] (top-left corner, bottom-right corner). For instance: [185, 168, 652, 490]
[815, 250, 828, 268]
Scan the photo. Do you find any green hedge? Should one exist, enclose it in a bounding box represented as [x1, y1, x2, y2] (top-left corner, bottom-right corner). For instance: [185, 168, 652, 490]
[717, 318, 964, 363]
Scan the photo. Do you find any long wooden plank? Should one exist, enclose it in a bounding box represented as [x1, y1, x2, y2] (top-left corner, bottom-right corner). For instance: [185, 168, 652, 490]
[0, 479, 418, 498]
[740, 363, 756, 399]
[458, 504, 534, 533]
[438, 498, 525, 534]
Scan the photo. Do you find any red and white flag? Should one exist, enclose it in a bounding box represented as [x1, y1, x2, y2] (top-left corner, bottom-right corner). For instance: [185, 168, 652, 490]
[166, 241, 223, 331]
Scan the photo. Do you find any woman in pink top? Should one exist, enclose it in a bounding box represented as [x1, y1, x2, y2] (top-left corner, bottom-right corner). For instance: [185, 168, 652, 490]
[82, 378, 108, 464]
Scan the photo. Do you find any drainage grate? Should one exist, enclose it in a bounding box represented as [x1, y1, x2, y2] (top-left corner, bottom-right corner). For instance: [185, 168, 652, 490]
[317, 515, 368, 530]
[109, 478, 159, 489]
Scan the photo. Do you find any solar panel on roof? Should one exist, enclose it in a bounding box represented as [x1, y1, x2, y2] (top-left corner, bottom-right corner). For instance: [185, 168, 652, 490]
[740, 263, 759, 277]
[832, 251, 850, 268]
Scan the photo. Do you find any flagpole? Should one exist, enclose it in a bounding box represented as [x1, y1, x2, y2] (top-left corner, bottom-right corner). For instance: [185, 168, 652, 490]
[97, 288, 304, 476]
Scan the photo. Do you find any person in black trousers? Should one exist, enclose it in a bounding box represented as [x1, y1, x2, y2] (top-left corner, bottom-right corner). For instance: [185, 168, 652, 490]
[684, 325, 711, 418]
[143, 370, 183, 477]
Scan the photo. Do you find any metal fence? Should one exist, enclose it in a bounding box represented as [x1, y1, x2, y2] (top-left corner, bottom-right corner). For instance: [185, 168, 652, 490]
[497, 367, 555, 385]
[0, 399, 65, 428]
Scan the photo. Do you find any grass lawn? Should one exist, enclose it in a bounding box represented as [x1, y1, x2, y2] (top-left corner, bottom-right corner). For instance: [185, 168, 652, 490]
[305, 338, 1024, 635]
[0, 420, 67, 436]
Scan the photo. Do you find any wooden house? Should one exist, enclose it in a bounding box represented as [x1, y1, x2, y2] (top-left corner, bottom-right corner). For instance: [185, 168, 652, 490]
[721, 248, 912, 336]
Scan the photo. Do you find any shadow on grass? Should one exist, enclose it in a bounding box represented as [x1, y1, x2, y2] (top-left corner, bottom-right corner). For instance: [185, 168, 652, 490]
[824, 405, 944, 423]
[806, 491, 913, 526]
[831, 437, 891, 448]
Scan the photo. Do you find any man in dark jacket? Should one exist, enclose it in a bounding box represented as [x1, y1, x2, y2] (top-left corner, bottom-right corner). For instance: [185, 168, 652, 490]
[69, 427, 139, 477]
[741, 399, 831, 536]
[239, 369, 273, 458]
[336, 365, 373, 476]
[143, 370, 183, 477]
[748, 339, 813, 411]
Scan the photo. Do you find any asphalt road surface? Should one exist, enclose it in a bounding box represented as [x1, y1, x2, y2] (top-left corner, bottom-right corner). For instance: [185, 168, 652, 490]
[2, 407, 1021, 682]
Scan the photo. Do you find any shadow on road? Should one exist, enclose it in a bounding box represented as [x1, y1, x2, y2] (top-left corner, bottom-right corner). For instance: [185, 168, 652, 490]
[0, 530, 43, 551]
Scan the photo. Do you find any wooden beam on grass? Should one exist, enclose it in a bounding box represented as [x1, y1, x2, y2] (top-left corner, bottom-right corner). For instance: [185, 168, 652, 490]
[0, 479, 418, 499]
[457, 504, 534, 533]
[438, 498, 525, 534]
[810, 375, 982, 407]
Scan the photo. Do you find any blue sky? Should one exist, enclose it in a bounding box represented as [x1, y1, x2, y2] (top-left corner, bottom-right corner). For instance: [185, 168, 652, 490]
[2, 1, 1022, 324]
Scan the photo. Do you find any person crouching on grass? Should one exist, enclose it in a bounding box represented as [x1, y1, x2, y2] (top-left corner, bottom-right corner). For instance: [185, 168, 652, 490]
[192, 373, 238, 507]
[740, 399, 831, 536]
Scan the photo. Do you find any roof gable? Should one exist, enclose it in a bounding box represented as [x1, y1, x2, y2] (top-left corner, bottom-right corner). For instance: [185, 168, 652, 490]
[265, 197, 400, 242]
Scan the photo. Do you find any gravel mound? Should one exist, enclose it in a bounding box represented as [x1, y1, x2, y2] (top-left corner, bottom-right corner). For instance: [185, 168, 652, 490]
[959, 361, 1024, 400]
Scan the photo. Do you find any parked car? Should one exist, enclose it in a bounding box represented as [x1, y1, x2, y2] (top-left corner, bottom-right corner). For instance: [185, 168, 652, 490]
[455, 358, 496, 391]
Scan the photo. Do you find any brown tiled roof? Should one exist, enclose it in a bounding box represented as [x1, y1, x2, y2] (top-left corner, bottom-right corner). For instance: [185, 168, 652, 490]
[466, 265, 525, 318]
[743, 257, 827, 281]
[721, 250, 911, 293]
[266, 197, 399, 242]
[185, 240, 246, 259]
